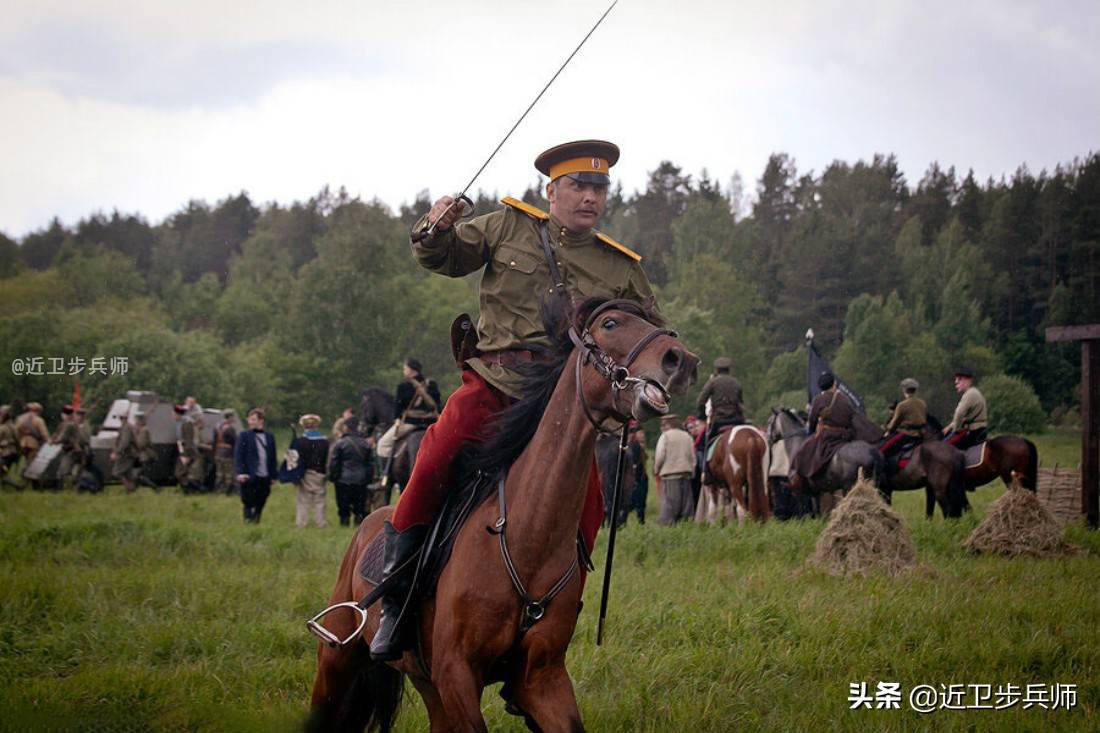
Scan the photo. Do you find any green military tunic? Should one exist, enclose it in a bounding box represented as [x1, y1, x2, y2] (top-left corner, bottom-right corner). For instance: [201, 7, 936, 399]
[885, 396, 928, 437]
[695, 374, 744, 421]
[0, 420, 20, 461]
[412, 198, 657, 398]
[175, 417, 205, 485]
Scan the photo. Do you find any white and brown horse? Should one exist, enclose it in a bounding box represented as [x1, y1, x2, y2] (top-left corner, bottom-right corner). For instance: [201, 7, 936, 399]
[698, 424, 770, 524]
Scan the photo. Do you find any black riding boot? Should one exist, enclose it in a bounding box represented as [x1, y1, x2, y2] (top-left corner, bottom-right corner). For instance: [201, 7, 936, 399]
[369, 521, 428, 661]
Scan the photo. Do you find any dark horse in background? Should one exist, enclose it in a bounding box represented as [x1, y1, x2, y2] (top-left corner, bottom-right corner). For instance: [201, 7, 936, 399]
[926, 414, 1039, 492]
[765, 407, 883, 517]
[309, 297, 697, 732]
[360, 387, 395, 442]
[360, 386, 426, 501]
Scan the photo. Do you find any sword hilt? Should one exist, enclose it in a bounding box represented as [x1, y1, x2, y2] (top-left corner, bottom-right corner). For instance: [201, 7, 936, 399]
[411, 194, 474, 242]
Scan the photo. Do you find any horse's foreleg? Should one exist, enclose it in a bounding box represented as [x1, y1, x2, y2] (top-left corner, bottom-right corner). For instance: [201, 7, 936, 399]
[924, 487, 935, 519]
[513, 662, 584, 733]
[435, 659, 488, 733]
[409, 674, 451, 733]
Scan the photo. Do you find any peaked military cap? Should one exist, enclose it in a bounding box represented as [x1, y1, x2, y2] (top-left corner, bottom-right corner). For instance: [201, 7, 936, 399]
[61, 404, 75, 414]
[714, 356, 732, 370]
[953, 367, 974, 378]
[900, 378, 919, 391]
[535, 140, 619, 185]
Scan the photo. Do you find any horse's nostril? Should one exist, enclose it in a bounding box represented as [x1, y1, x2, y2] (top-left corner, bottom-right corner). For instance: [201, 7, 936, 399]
[662, 347, 683, 375]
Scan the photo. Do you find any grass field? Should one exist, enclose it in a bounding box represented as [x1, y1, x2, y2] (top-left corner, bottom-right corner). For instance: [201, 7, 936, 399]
[2, 432, 1098, 732]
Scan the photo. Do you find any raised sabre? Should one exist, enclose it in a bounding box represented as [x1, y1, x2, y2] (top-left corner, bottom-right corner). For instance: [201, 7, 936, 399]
[411, 0, 619, 243]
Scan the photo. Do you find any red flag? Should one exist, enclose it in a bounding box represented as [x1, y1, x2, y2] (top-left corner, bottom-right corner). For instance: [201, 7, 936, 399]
[73, 380, 82, 409]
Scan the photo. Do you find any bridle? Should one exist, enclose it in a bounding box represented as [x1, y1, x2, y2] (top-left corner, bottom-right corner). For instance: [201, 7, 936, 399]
[566, 299, 678, 435]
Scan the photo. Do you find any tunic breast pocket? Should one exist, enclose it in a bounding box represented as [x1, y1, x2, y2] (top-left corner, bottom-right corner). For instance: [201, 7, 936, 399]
[493, 245, 540, 275]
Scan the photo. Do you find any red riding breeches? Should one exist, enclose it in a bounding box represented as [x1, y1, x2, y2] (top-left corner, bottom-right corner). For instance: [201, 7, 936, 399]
[391, 369, 605, 554]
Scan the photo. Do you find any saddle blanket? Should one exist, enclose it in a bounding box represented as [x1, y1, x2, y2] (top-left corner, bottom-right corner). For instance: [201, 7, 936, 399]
[965, 441, 987, 470]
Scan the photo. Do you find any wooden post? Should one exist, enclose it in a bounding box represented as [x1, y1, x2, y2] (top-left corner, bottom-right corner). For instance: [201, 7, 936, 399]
[1046, 324, 1100, 529]
[1083, 340, 1100, 528]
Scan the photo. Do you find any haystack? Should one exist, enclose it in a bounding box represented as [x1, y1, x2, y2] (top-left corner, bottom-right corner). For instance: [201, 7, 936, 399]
[964, 477, 1073, 557]
[810, 474, 916, 577]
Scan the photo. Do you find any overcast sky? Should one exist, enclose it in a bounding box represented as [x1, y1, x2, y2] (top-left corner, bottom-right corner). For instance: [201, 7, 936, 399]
[1, 0, 1096, 238]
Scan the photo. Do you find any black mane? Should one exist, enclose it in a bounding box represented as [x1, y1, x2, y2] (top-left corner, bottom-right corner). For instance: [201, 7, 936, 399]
[467, 295, 662, 479]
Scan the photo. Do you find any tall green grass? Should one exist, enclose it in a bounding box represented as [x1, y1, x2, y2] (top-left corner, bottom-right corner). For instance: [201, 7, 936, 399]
[1, 440, 1097, 732]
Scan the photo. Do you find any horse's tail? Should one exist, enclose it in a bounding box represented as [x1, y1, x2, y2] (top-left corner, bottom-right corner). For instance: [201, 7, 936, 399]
[305, 650, 405, 733]
[747, 433, 770, 520]
[1024, 438, 1039, 492]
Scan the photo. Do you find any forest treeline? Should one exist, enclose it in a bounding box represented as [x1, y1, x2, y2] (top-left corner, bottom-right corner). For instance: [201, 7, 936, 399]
[1, 151, 1097, 433]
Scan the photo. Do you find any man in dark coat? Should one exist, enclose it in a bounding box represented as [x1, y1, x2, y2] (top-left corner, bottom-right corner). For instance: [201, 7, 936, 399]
[328, 417, 375, 526]
[235, 407, 277, 523]
[790, 373, 856, 486]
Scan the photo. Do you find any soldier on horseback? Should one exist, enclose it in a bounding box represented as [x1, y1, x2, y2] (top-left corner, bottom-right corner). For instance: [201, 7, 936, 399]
[376, 358, 441, 462]
[881, 377, 928, 473]
[368, 139, 657, 661]
[695, 356, 745, 482]
[789, 372, 856, 490]
[942, 367, 988, 450]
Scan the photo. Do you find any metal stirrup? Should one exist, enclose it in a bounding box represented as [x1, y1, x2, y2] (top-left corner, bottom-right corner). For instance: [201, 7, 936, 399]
[307, 602, 370, 649]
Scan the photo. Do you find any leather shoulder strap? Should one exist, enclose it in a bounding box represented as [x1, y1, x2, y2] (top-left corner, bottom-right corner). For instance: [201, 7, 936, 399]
[537, 221, 568, 302]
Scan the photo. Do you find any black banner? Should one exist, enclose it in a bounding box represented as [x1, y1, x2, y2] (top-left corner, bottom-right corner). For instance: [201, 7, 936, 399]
[807, 338, 866, 414]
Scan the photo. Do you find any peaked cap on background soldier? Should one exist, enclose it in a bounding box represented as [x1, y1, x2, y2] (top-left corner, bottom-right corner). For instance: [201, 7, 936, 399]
[713, 356, 732, 371]
[535, 140, 619, 185]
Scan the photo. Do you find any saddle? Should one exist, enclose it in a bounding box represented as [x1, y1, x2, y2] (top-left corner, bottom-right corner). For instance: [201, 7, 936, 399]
[359, 467, 496, 593]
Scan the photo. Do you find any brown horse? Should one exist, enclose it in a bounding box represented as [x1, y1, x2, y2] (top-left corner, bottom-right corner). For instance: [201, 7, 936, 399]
[962, 436, 1039, 492]
[925, 415, 1039, 492]
[308, 298, 697, 732]
[700, 425, 770, 523]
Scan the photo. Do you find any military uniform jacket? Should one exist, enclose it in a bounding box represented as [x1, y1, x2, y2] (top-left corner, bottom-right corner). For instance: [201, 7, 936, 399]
[948, 386, 988, 432]
[412, 199, 656, 397]
[0, 421, 18, 457]
[178, 418, 200, 460]
[55, 420, 81, 452]
[885, 396, 928, 437]
[16, 412, 49, 449]
[696, 374, 744, 420]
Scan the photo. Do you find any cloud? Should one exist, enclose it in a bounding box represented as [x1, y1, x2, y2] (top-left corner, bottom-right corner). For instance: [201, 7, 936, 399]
[0, 19, 389, 109]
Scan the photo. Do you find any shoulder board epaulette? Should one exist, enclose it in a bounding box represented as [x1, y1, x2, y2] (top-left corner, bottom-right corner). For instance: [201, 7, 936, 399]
[595, 231, 642, 262]
[501, 196, 548, 221]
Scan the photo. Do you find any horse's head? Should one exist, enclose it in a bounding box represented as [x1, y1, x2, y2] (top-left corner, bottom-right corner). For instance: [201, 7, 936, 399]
[768, 406, 805, 443]
[569, 298, 698, 426]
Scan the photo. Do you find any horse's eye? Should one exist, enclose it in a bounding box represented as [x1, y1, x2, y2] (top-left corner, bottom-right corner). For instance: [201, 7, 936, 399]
[602, 318, 617, 330]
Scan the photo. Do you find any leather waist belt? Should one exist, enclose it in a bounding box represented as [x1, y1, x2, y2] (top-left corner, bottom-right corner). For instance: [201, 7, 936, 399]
[480, 350, 552, 367]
